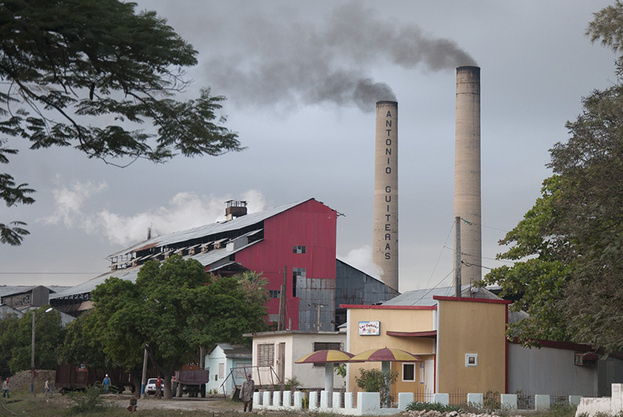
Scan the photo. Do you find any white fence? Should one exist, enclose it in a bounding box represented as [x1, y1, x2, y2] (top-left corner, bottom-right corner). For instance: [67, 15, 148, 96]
[253, 390, 583, 416]
[575, 384, 623, 417]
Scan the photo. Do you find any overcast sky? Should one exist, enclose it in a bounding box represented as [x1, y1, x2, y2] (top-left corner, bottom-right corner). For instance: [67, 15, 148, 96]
[0, 0, 617, 293]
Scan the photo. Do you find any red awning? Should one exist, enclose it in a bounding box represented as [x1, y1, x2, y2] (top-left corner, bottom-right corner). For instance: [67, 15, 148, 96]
[386, 330, 437, 338]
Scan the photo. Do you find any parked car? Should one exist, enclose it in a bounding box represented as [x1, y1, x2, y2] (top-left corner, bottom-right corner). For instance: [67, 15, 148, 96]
[145, 378, 163, 395]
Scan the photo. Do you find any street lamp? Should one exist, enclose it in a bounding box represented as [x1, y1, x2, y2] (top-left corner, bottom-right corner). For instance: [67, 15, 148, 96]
[140, 344, 149, 398]
[31, 307, 53, 395]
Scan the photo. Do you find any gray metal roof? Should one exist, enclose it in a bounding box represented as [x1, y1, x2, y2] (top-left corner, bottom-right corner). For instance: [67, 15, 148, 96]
[0, 285, 67, 298]
[51, 237, 262, 299]
[107, 199, 310, 259]
[382, 285, 500, 307]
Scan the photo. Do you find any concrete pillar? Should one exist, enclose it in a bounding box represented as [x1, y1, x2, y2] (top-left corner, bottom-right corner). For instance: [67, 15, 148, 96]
[320, 390, 329, 408]
[293, 391, 304, 409]
[454, 66, 482, 286]
[272, 390, 281, 407]
[345, 392, 355, 410]
[398, 392, 414, 410]
[283, 390, 292, 407]
[500, 394, 518, 410]
[374, 101, 399, 291]
[253, 391, 262, 408]
[535, 394, 550, 411]
[434, 393, 449, 405]
[309, 391, 319, 409]
[467, 392, 483, 407]
[333, 392, 342, 409]
[357, 392, 381, 415]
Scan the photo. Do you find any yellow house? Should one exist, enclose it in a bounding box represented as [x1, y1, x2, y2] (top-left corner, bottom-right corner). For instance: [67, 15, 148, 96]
[344, 286, 509, 404]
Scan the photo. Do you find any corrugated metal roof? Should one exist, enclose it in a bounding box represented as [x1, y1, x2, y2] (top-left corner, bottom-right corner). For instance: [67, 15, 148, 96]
[0, 285, 66, 298]
[381, 285, 499, 307]
[107, 199, 311, 259]
[51, 239, 263, 299]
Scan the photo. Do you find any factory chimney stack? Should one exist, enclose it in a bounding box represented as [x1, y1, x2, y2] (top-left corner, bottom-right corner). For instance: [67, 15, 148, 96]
[373, 101, 399, 292]
[454, 66, 481, 286]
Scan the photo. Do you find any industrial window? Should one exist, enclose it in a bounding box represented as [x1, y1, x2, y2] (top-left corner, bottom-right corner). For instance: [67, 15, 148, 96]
[269, 290, 281, 299]
[314, 342, 341, 351]
[292, 268, 305, 297]
[313, 342, 342, 367]
[257, 343, 274, 367]
[293, 245, 306, 254]
[402, 363, 415, 382]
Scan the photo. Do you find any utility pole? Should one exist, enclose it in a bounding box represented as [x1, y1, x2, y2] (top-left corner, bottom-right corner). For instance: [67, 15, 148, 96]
[31, 311, 35, 395]
[278, 266, 287, 331]
[141, 344, 149, 398]
[455, 216, 462, 298]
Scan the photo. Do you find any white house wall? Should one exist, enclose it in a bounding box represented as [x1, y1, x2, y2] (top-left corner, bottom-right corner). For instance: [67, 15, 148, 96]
[251, 331, 346, 390]
[206, 346, 227, 394]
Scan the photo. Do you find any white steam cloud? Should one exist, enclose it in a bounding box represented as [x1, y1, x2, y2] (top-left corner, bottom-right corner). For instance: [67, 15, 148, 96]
[340, 245, 383, 279]
[42, 182, 267, 246]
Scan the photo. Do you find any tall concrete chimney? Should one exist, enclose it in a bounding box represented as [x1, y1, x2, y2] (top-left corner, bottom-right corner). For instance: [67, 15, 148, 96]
[373, 101, 398, 291]
[454, 66, 481, 286]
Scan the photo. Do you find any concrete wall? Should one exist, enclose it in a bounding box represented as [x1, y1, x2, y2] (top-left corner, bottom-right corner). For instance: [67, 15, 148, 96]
[436, 298, 506, 397]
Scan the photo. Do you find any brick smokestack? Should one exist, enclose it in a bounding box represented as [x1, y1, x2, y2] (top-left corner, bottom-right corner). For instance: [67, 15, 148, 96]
[373, 101, 398, 291]
[454, 66, 481, 286]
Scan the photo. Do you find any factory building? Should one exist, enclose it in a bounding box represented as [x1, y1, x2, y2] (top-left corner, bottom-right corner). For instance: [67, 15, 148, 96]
[50, 198, 398, 330]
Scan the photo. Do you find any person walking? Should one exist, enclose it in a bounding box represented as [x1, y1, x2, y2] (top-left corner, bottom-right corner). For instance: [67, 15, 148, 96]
[239, 373, 255, 412]
[2, 378, 9, 398]
[156, 376, 162, 399]
[44, 379, 53, 398]
[103, 374, 110, 394]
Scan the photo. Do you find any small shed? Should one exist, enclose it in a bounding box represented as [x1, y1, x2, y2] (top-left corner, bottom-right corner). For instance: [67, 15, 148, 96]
[205, 343, 252, 396]
[245, 330, 347, 390]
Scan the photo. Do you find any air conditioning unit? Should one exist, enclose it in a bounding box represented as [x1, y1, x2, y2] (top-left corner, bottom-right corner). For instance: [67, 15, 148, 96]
[574, 352, 598, 366]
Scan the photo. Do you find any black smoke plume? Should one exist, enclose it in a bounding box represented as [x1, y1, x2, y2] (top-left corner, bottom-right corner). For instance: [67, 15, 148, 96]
[204, 2, 476, 112]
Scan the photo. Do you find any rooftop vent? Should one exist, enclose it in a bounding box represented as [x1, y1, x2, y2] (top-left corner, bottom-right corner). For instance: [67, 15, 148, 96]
[225, 200, 247, 221]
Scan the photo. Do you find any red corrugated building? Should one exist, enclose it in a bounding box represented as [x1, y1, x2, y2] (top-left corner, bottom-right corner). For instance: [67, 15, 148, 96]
[51, 198, 339, 330]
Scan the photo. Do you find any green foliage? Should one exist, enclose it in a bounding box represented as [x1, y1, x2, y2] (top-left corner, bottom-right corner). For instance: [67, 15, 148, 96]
[82, 256, 267, 398]
[405, 401, 461, 412]
[0, 0, 241, 245]
[66, 387, 107, 415]
[334, 363, 347, 378]
[0, 306, 64, 374]
[483, 391, 501, 412]
[354, 368, 397, 407]
[482, 2, 623, 353]
[284, 376, 301, 390]
[57, 312, 108, 370]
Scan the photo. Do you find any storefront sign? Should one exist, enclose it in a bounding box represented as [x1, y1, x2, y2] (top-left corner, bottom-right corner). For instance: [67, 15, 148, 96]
[358, 321, 380, 335]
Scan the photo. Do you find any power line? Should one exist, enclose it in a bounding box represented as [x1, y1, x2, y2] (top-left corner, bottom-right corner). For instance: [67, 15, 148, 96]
[0, 272, 104, 275]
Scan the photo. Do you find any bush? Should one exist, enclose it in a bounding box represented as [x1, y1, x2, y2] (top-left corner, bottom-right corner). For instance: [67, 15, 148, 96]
[284, 377, 301, 391]
[406, 401, 461, 413]
[354, 368, 397, 408]
[66, 387, 108, 415]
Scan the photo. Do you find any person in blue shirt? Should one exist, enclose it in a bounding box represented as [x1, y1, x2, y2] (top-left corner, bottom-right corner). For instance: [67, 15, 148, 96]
[103, 374, 110, 394]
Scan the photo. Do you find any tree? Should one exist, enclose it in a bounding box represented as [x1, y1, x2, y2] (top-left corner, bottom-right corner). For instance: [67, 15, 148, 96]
[0, 307, 65, 374]
[481, 1, 623, 353]
[0, 0, 242, 245]
[85, 256, 267, 398]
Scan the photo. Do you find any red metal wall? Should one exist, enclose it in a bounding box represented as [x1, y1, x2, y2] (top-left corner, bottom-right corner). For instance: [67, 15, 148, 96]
[234, 199, 337, 330]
